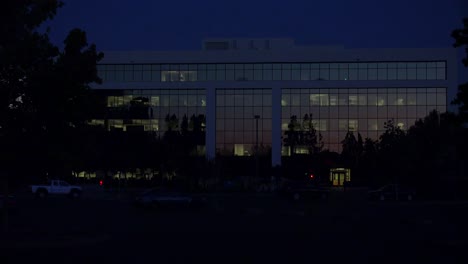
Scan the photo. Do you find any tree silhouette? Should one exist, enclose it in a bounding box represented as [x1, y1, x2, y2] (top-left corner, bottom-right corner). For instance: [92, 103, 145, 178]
[451, 17, 468, 121]
[181, 114, 189, 136]
[129, 97, 150, 119]
[341, 132, 364, 163]
[0, 0, 103, 232]
[302, 114, 324, 155]
[1, 1, 103, 176]
[283, 115, 301, 155]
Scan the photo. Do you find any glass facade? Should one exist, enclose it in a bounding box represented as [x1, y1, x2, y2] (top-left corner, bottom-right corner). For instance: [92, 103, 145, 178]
[91, 86, 447, 158]
[97, 61, 447, 82]
[91, 89, 206, 151]
[281, 87, 447, 154]
[216, 89, 272, 156]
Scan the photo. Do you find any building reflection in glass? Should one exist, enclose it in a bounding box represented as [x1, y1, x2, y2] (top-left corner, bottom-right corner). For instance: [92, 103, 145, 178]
[92, 89, 206, 142]
[281, 87, 446, 154]
[216, 89, 272, 156]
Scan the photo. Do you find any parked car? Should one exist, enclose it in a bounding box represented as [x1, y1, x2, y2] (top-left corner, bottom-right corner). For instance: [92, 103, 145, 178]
[368, 184, 416, 201]
[31, 180, 82, 199]
[133, 188, 207, 210]
[0, 195, 16, 211]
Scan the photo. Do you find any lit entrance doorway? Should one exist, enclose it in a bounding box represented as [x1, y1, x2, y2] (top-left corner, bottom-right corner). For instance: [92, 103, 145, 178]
[330, 168, 351, 186]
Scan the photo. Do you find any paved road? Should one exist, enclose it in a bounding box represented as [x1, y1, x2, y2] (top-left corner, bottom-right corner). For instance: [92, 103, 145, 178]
[1, 193, 467, 263]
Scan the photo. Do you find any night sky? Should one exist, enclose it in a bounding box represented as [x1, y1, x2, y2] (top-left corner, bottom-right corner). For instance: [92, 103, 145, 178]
[44, 0, 468, 82]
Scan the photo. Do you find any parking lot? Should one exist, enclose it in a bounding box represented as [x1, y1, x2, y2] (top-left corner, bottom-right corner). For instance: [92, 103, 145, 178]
[1, 189, 468, 263]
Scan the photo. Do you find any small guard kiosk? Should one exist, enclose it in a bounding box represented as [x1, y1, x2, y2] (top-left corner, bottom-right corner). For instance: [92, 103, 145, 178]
[330, 168, 351, 187]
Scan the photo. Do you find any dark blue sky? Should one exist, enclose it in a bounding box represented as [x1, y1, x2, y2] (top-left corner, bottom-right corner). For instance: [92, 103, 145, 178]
[45, 0, 467, 81]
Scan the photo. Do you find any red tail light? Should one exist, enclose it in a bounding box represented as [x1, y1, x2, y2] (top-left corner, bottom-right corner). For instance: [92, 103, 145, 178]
[310, 174, 314, 179]
[99, 180, 103, 186]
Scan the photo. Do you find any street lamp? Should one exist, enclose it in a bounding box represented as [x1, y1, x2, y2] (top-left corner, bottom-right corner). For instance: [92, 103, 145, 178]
[254, 115, 260, 152]
[254, 115, 260, 181]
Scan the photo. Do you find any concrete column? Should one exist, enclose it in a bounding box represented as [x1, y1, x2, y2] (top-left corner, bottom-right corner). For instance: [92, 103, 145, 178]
[271, 84, 282, 167]
[205, 85, 216, 160]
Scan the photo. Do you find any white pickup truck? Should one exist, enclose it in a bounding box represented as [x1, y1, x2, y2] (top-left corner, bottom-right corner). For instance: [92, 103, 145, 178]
[31, 180, 82, 199]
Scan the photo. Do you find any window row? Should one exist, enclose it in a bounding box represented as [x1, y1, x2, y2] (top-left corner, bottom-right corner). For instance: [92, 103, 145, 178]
[90, 117, 206, 132]
[109, 89, 206, 96]
[89, 119, 160, 132]
[216, 94, 272, 107]
[216, 107, 273, 119]
[280, 118, 415, 132]
[98, 61, 446, 72]
[216, 132, 272, 145]
[216, 119, 272, 131]
[281, 93, 446, 107]
[282, 88, 446, 94]
[106, 95, 206, 107]
[216, 144, 272, 157]
[282, 105, 445, 119]
[280, 126, 424, 154]
[97, 61, 447, 82]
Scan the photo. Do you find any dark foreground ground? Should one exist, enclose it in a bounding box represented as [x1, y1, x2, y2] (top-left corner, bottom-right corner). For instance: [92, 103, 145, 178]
[1, 189, 467, 264]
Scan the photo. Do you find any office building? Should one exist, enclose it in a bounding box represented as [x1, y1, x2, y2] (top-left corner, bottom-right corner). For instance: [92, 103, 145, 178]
[91, 38, 457, 166]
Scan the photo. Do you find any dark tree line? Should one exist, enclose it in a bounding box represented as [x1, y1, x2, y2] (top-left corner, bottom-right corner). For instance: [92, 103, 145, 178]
[0, 0, 104, 232]
[452, 17, 468, 122]
[0, 1, 103, 184]
[283, 114, 324, 156]
[338, 111, 467, 198]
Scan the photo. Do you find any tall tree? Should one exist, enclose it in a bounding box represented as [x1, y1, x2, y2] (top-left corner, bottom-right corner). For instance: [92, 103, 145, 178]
[378, 119, 406, 153]
[0, 0, 103, 231]
[283, 115, 301, 155]
[1, 1, 63, 173]
[302, 114, 323, 155]
[341, 131, 363, 168]
[367, 119, 407, 186]
[451, 17, 468, 121]
[1, 2, 103, 172]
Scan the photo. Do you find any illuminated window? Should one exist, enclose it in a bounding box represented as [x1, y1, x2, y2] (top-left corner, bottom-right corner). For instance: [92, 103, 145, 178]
[377, 95, 386, 106]
[294, 146, 309, 154]
[234, 144, 245, 156]
[90, 119, 105, 126]
[310, 94, 320, 105]
[161, 71, 170, 82]
[282, 146, 291, 156]
[150, 96, 160, 106]
[107, 96, 115, 107]
[310, 94, 329, 106]
[349, 95, 358, 105]
[145, 120, 159, 131]
[109, 119, 124, 131]
[123, 95, 133, 105]
[348, 120, 358, 131]
[179, 71, 190, 81]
